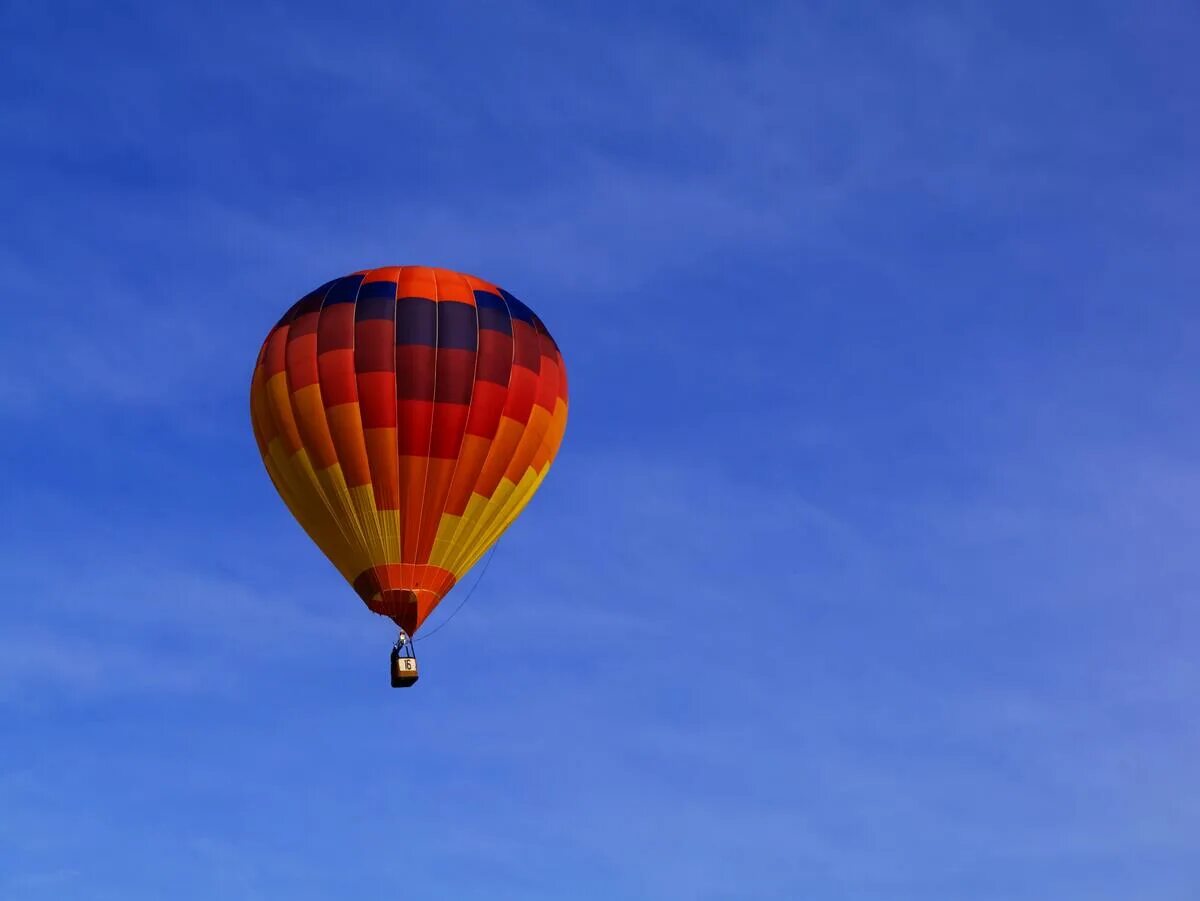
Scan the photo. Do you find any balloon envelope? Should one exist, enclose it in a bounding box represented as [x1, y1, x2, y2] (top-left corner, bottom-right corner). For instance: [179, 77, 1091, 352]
[250, 266, 568, 634]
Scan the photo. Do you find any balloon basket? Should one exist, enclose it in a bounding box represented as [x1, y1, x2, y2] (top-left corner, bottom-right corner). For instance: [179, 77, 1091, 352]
[390, 645, 419, 688]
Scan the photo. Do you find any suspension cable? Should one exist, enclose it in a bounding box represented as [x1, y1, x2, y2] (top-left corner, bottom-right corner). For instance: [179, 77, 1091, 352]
[415, 544, 500, 643]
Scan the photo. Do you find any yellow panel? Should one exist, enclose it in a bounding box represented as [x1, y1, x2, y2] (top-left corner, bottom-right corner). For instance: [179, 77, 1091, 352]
[427, 511, 465, 570]
[266, 440, 358, 582]
[430, 396, 568, 579]
[442, 478, 520, 578]
[313, 461, 373, 577]
[348, 483, 399, 565]
[460, 466, 543, 575]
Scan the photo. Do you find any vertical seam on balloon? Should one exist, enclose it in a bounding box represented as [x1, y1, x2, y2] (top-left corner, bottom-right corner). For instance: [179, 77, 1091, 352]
[287, 284, 367, 566]
[251, 348, 302, 524]
[437, 286, 516, 576]
[411, 269, 441, 593]
[349, 271, 387, 578]
[429, 278, 504, 580]
[441, 289, 523, 577]
[386, 265, 404, 586]
[391, 266, 405, 578]
[313, 278, 371, 560]
[413, 270, 482, 621]
[296, 283, 361, 549]
[268, 300, 353, 574]
[459, 314, 553, 569]
[381, 267, 401, 574]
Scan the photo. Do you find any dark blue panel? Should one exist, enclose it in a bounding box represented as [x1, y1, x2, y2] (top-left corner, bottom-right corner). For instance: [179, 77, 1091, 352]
[395, 296, 437, 346]
[358, 280, 398, 301]
[355, 295, 395, 322]
[293, 296, 322, 317]
[275, 281, 333, 327]
[500, 289, 536, 325]
[437, 301, 477, 351]
[474, 291, 512, 335]
[325, 274, 365, 304]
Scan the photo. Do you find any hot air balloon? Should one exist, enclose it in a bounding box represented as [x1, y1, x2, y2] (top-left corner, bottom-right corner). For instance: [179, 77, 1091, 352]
[249, 266, 568, 686]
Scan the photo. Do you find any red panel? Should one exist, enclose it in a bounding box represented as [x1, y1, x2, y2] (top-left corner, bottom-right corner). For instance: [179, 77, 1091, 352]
[357, 371, 397, 428]
[285, 332, 319, 389]
[429, 401, 470, 459]
[504, 366, 539, 427]
[533, 353, 558, 412]
[355, 319, 396, 372]
[353, 565, 458, 632]
[511, 320, 541, 372]
[397, 399, 434, 455]
[465, 380, 508, 438]
[265, 327, 289, 377]
[317, 303, 356, 353]
[318, 349, 357, 406]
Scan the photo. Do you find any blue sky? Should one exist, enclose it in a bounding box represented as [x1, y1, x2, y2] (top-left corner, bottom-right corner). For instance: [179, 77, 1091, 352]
[2, 0, 1199, 898]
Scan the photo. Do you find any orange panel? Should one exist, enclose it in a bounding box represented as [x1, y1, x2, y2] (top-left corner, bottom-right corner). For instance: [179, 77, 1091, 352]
[398, 453, 430, 563]
[326, 403, 371, 487]
[431, 269, 474, 304]
[476, 417, 524, 500]
[414, 457, 458, 562]
[364, 427, 399, 509]
[317, 348, 358, 406]
[292, 384, 338, 469]
[461, 272, 501, 296]
[363, 266, 403, 283]
[444, 433, 492, 516]
[396, 266, 438, 299]
[532, 399, 568, 473]
[503, 406, 551, 482]
[265, 374, 303, 455]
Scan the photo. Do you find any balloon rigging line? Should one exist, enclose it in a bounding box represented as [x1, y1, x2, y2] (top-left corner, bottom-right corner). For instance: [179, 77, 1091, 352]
[415, 544, 500, 642]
